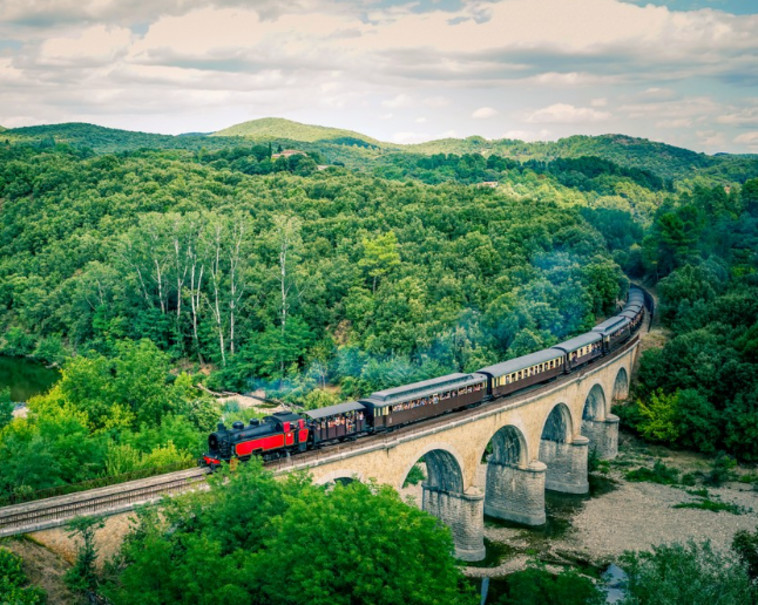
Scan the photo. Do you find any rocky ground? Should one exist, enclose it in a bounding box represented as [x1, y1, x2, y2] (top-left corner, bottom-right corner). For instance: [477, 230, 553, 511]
[465, 432, 758, 578]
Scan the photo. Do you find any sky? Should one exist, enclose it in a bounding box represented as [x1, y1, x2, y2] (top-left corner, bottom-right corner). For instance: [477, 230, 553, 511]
[1, 0, 756, 153]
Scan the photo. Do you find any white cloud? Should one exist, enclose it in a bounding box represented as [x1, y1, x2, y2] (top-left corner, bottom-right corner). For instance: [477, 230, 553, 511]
[717, 107, 758, 126]
[503, 129, 552, 141]
[38, 24, 132, 66]
[655, 118, 693, 129]
[525, 103, 611, 124]
[390, 131, 430, 144]
[639, 87, 677, 100]
[422, 96, 450, 108]
[472, 106, 498, 119]
[697, 129, 727, 148]
[735, 131, 758, 146]
[529, 72, 617, 86]
[382, 93, 414, 108]
[0, 0, 756, 152]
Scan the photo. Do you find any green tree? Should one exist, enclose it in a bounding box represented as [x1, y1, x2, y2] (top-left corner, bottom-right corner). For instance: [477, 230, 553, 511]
[619, 540, 754, 605]
[105, 462, 475, 605]
[497, 564, 604, 605]
[0, 386, 12, 430]
[359, 231, 401, 294]
[732, 527, 758, 582]
[65, 516, 106, 599]
[0, 548, 46, 604]
[636, 390, 681, 443]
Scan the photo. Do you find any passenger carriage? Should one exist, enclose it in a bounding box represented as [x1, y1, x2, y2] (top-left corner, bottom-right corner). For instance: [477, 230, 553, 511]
[478, 348, 565, 398]
[360, 373, 487, 430]
[553, 332, 603, 372]
[303, 401, 367, 444]
[620, 308, 644, 333]
[593, 316, 631, 353]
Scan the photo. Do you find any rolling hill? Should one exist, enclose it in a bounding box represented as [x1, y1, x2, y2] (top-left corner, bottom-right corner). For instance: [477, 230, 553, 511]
[4, 118, 756, 182]
[213, 117, 385, 148]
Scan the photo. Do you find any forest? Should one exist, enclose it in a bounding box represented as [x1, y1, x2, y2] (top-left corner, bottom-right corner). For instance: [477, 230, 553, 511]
[1, 122, 758, 497]
[2, 121, 758, 603]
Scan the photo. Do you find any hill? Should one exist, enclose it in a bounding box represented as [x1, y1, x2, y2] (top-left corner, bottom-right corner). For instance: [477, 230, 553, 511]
[213, 117, 385, 148]
[5, 118, 756, 183]
[3, 122, 246, 154]
[405, 133, 719, 181]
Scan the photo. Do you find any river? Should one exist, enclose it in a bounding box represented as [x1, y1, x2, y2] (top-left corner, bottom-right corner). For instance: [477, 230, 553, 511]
[0, 355, 60, 402]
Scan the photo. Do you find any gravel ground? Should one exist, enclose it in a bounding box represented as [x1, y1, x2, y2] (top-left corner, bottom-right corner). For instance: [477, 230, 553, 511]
[466, 435, 758, 577]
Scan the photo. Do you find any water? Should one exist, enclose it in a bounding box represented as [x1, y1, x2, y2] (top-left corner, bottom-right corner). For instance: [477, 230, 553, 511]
[601, 563, 628, 603]
[0, 355, 60, 402]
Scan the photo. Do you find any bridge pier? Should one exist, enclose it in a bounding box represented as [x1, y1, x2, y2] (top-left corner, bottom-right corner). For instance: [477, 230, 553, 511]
[484, 460, 546, 526]
[582, 414, 619, 459]
[422, 485, 485, 562]
[539, 436, 589, 494]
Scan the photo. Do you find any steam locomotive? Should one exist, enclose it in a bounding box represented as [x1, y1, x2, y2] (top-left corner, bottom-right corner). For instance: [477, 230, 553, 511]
[202, 287, 646, 468]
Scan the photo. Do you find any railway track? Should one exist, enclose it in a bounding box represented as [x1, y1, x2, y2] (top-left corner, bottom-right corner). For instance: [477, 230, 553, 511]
[0, 466, 209, 538]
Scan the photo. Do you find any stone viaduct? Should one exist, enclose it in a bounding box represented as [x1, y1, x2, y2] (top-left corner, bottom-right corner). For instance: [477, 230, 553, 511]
[270, 339, 636, 561]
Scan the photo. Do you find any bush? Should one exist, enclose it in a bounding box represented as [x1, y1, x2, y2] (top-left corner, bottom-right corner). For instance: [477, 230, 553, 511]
[403, 463, 426, 487]
[703, 452, 737, 487]
[625, 460, 680, 485]
[0, 548, 46, 604]
[495, 564, 604, 605]
[619, 540, 754, 605]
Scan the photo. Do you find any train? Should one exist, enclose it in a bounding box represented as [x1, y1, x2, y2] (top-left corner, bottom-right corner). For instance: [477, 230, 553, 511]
[201, 286, 647, 468]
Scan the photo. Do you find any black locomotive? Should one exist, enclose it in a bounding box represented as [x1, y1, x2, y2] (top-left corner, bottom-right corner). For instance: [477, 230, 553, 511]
[203, 287, 646, 467]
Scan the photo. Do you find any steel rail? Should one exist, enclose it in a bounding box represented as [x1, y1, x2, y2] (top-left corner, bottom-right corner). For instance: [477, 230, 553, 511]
[0, 467, 209, 537]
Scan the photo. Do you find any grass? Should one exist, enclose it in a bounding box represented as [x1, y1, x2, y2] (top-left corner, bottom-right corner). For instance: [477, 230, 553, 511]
[673, 499, 746, 515]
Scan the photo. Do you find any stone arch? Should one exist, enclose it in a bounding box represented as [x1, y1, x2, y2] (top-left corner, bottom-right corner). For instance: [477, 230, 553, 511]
[613, 367, 629, 402]
[398, 443, 465, 494]
[540, 402, 574, 443]
[484, 425, 528, 469]
[313, 470, 365, 486]
[540, 402, 589, 494]
[483, 424, 545, 525]
[582, 384, 607, 422]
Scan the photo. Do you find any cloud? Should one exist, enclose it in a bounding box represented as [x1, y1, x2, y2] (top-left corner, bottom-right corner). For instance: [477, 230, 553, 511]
[734, 131, 758, 146]
[503, 128, 552, 141]
[383, 93, 414, 108]
[525, 103, 611, 124]
[472, 106, 498, 119]
[38, 25, 132, 66]
[0, 0, 755, 152]
[717, 107, 758, 126]
[390, 131, 431, 144]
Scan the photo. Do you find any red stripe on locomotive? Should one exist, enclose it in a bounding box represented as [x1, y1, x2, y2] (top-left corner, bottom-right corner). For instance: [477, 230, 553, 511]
[298, 429, 309, 443]
[235, 433, 285, 456]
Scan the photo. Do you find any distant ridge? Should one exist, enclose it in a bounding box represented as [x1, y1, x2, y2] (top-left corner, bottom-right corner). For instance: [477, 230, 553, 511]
[5, 118, 752, 180]
[213, 117, 385, 147]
